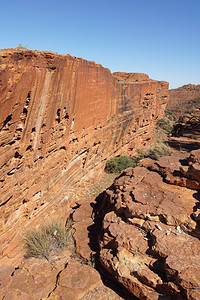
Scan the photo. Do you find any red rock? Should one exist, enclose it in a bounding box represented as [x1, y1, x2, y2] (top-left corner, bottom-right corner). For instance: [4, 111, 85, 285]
[98, 158, 200, 299]
[0, 235, 122, 299]
[148, 153, 200, 190]
[79, 283, 124, 300]
[113, 72, 150, 82]
[189, 149, 200, 164]
[100, 248, 165, 299]
[54, 260, 101, 299]
[0, 265, 15, 292]
[73, 199, 96, 262]
[0, 48, 168, 266]
[0, 257, 64, 299]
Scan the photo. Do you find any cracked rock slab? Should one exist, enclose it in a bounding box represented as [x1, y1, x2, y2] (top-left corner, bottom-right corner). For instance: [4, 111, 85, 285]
[53, 260, 101, 299]
[98, 161, 200, 299]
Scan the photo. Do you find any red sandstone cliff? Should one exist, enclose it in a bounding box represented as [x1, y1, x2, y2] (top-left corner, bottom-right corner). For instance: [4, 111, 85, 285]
[0, 48, 168, 265]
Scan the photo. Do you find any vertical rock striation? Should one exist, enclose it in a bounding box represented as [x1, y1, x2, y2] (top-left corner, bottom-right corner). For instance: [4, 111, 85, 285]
[0, 48, 168, 265]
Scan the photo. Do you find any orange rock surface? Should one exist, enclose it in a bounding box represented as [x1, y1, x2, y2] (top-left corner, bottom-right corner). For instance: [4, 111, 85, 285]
[0, 48, 168, 266]
[98, 150, 200, 299]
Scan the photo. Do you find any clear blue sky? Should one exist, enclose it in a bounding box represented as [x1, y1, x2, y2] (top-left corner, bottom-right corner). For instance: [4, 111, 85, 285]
[1, 0, 199, 88]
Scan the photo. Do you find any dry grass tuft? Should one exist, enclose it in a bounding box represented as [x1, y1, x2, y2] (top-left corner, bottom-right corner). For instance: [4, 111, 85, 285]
[143, 118, 172, 160]
[23, 217, 73, 259]
[144, 140, 170, 160]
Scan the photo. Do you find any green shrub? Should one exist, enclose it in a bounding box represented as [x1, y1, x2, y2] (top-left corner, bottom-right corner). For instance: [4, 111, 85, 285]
[23, 218, 73, 259]
[136, 149, 145, 160]
[165, 109, 177, 121]
[157, 118, 173, 133]
[106, 155, 140, 173]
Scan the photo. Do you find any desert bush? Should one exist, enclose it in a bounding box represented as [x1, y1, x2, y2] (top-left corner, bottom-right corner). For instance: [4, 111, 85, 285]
[16, 43, 27, 50]
[23, 217, 73, 259]
[157, 118, 173, 133]
[106, 155, 141, 173]
[84, 173, 117, 198]
[165, 109, 177, 121]
[136, 149, 145, 160]
[144, 141, 170, 160]
[187, 104, 196, 115]
[143, 118, 172, 160]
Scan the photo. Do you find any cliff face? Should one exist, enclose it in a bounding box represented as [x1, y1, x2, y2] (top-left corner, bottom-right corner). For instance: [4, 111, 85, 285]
[0, 48, 168, 265]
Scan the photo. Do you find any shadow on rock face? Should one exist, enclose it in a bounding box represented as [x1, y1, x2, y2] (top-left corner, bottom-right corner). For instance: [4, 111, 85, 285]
[168, 139, 200, 152]
[86, 192, 138, 300]
[193, 191, 200, 201]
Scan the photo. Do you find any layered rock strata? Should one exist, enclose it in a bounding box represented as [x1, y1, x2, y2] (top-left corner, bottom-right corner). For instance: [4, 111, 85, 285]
[98, 149, 200, 299]
[0, 48, 168, 265]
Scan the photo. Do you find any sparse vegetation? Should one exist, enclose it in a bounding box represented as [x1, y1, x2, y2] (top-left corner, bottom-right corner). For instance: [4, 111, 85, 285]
[144, 140, 170, 160]
[105, 112, 175, 172]
[143, 115, 173, 160]
[23, 217, 73, 259]
[187, 104, 196, 115]
[157, 118, 173, 133]
[16, 43, 27, 50]
[165, 109, 177, 121]
[83, 173, 116, 198]
[106, 154, 143, 174]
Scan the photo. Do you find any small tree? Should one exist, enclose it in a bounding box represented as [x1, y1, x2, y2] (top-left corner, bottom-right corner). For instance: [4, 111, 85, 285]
[16, 43, 27, 50]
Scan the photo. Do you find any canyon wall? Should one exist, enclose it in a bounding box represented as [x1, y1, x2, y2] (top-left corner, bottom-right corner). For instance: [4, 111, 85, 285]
[0, 48, 168, 265]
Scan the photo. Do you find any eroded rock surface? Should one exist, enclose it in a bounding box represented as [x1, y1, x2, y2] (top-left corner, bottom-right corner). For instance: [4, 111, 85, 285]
[0, 205, 127, 300]
[171, 115, 200, 141]
[0, 255, 104, 300]
[98, 149, 200, 299]
[168, 84, 200, 118]
[0, 48, 168, 266]
[1, 151, 200, 298]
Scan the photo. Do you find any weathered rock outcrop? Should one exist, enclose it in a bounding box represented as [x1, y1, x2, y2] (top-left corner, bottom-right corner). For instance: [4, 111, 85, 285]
[0, 48, 168, 265]
[171, 114, 200, 140]
[0, 251, 123, 300]
[168, 84, 200, 117]
[1, 150, 200, 299]
[98, 149, 200, 299]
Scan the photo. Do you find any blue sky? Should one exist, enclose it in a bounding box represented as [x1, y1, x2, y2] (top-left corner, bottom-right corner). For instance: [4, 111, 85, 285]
[1, 0, 199, 88]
